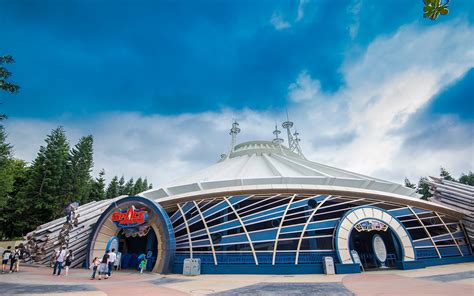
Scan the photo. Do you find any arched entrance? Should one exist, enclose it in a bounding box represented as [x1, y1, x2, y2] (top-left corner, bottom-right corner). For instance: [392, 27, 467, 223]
[349, 221, 403, 269]
[87, 196, 176, 273]
[335, 206, 415, 268]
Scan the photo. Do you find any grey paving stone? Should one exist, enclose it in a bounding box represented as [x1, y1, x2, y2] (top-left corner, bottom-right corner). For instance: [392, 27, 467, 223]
[420, 270, 474, 282]
[150, 277, 190, 285]
[210, 282, 355, 296]
[0, 282, 96, 295]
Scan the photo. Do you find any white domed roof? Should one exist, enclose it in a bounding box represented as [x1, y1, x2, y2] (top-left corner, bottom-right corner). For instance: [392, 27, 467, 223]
[142, 140, 419, 200]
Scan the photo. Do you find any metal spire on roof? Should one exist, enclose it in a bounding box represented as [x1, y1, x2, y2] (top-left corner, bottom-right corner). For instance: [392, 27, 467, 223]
[281, 112, 305, 159]
[282, 111, 295, 150]
[272, 123, 284, 146]
[293, 129, 305, 159]
[229, 120, 241, 153]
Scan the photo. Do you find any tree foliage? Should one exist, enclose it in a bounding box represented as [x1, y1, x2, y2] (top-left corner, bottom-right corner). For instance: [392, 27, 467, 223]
[0, 125, 153, 239]
[423, 0, 450, 21]
[0, 55, 20, 120]
[459, 172, 474, 186]
[66, 135, 94, 203]
[405, 167, 471, 201]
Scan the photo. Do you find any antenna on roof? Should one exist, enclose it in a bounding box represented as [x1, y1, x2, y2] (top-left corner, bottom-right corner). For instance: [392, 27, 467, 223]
[272, 123, 284, 147]
[281, 111, 305, 159]
[229, 120, 241, 154]
[282, 110, 294, 149]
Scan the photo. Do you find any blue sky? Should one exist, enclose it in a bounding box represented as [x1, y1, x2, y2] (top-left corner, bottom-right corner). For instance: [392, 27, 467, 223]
[2, 0, 473, 185]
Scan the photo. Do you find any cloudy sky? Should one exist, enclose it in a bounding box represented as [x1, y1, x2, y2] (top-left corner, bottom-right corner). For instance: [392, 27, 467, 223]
[2, 0, 473, 187]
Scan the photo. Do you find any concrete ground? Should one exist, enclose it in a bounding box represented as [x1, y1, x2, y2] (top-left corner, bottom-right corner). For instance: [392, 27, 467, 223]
[0, 263, 472, 296]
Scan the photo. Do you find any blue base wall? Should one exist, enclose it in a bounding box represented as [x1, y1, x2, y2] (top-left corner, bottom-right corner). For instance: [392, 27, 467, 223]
[335, 263, 360, 274]
[173, 255, 474, 274]
[173, 263, 361, 274]
[173, 263, 325, 274]
[397, 255, 474, 270]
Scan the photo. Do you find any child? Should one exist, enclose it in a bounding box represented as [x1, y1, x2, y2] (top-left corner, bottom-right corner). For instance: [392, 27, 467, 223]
[98, 252, 109, 280]
[2, 246, 11, 273]
[139, 258, 147, 274]
[10, 246, 21, 273]
[89, 257, 101, 280]
[64, 250, 74, 276]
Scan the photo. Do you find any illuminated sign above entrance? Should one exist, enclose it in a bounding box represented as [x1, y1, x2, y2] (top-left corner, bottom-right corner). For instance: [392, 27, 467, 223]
[354, 220, 388, 232]
[111, 206, 149, 228]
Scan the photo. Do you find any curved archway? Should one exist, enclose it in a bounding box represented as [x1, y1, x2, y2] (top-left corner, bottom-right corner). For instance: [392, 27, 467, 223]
[87, 196, 176, 273]
[335, 206, 415, 264]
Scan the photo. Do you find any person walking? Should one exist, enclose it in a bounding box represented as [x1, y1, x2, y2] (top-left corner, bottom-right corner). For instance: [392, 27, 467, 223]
[2, 246, 12, 273]
[9, 246, 21, 273]
[64, 250, 74, 276]
[89, 257, 101, 280]
[114, 251, 122, 271]
[139, 257, 147, 274]
[53, 246, 67, 276]
[98, 252, 109, 280]
[107, 248, 116, 277]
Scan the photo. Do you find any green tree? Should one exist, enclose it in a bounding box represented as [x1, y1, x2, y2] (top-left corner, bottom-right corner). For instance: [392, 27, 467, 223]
[66, 135, 94, 203]
[118, 176, 126, 195]
[142, 178, 149, 192]
[90, 169, 106, 201]
[440, 167, 455, 181]
[423, 0, 450, 21]
[123, 178, 134, 196]
[417, 177, 433, 200]
[0, 126, 14, 207]
[0, 55, 20, 120]
[106, 176, 120, 199]
[19, 127, 70, 225]
[0, 159, 29, 238]
[133, 177, 143, 195]
[459, 171, 474, 186]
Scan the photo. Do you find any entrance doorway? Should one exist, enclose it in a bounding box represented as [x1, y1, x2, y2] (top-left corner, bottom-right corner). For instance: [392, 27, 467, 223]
[118, 227, 158, 271]
[349, 228, 402, 270]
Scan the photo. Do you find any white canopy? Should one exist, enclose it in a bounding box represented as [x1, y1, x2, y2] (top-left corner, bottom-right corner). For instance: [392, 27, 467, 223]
[142, 140, 419, 200]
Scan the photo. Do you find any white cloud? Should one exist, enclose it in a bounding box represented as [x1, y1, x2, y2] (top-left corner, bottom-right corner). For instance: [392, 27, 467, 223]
[296, 0, 307, 22]
[270, 12, 291, 30]
[347, 0, 363, 39]
[6, 21, 474, 189]
[288, 71, 321, 102]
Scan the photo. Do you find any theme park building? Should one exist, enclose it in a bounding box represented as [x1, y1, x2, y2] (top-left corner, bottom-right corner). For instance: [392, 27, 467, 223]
[25, 121, 473, 274]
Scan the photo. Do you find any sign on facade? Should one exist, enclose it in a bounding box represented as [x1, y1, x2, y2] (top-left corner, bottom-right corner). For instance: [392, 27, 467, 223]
[111, 206, 149, 228]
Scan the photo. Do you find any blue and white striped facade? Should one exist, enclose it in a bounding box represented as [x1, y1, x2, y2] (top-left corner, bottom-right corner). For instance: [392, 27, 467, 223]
[164, 193, 471, 273]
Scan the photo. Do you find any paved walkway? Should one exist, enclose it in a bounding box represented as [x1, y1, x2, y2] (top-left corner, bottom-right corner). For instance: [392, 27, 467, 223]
[0, 263, 472, 295]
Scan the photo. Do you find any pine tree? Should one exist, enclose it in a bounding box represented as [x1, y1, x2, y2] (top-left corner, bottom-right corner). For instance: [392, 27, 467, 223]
[123, 178, 134, 196]
[133, 177, 143, 195]
[440, 167, 455, 181]
[148, 183, 153, 190]
[67, 135, 94, 203]
[0, 159, 28, 238]
[417, 177, 433, 201]
[0, 55, 20, 120]
[118, 176, 125, 195]
[459, 172, 474, 186]
[89, 169, 106, 201]
[142, 178, 148, 192]
[106, 176, 119, 199]
[20, 127, 70, 225]
[0, 125, 14, 209]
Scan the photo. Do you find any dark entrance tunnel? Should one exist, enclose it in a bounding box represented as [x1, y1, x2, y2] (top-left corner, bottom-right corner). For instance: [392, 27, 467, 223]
[349, 228, 402, 270]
